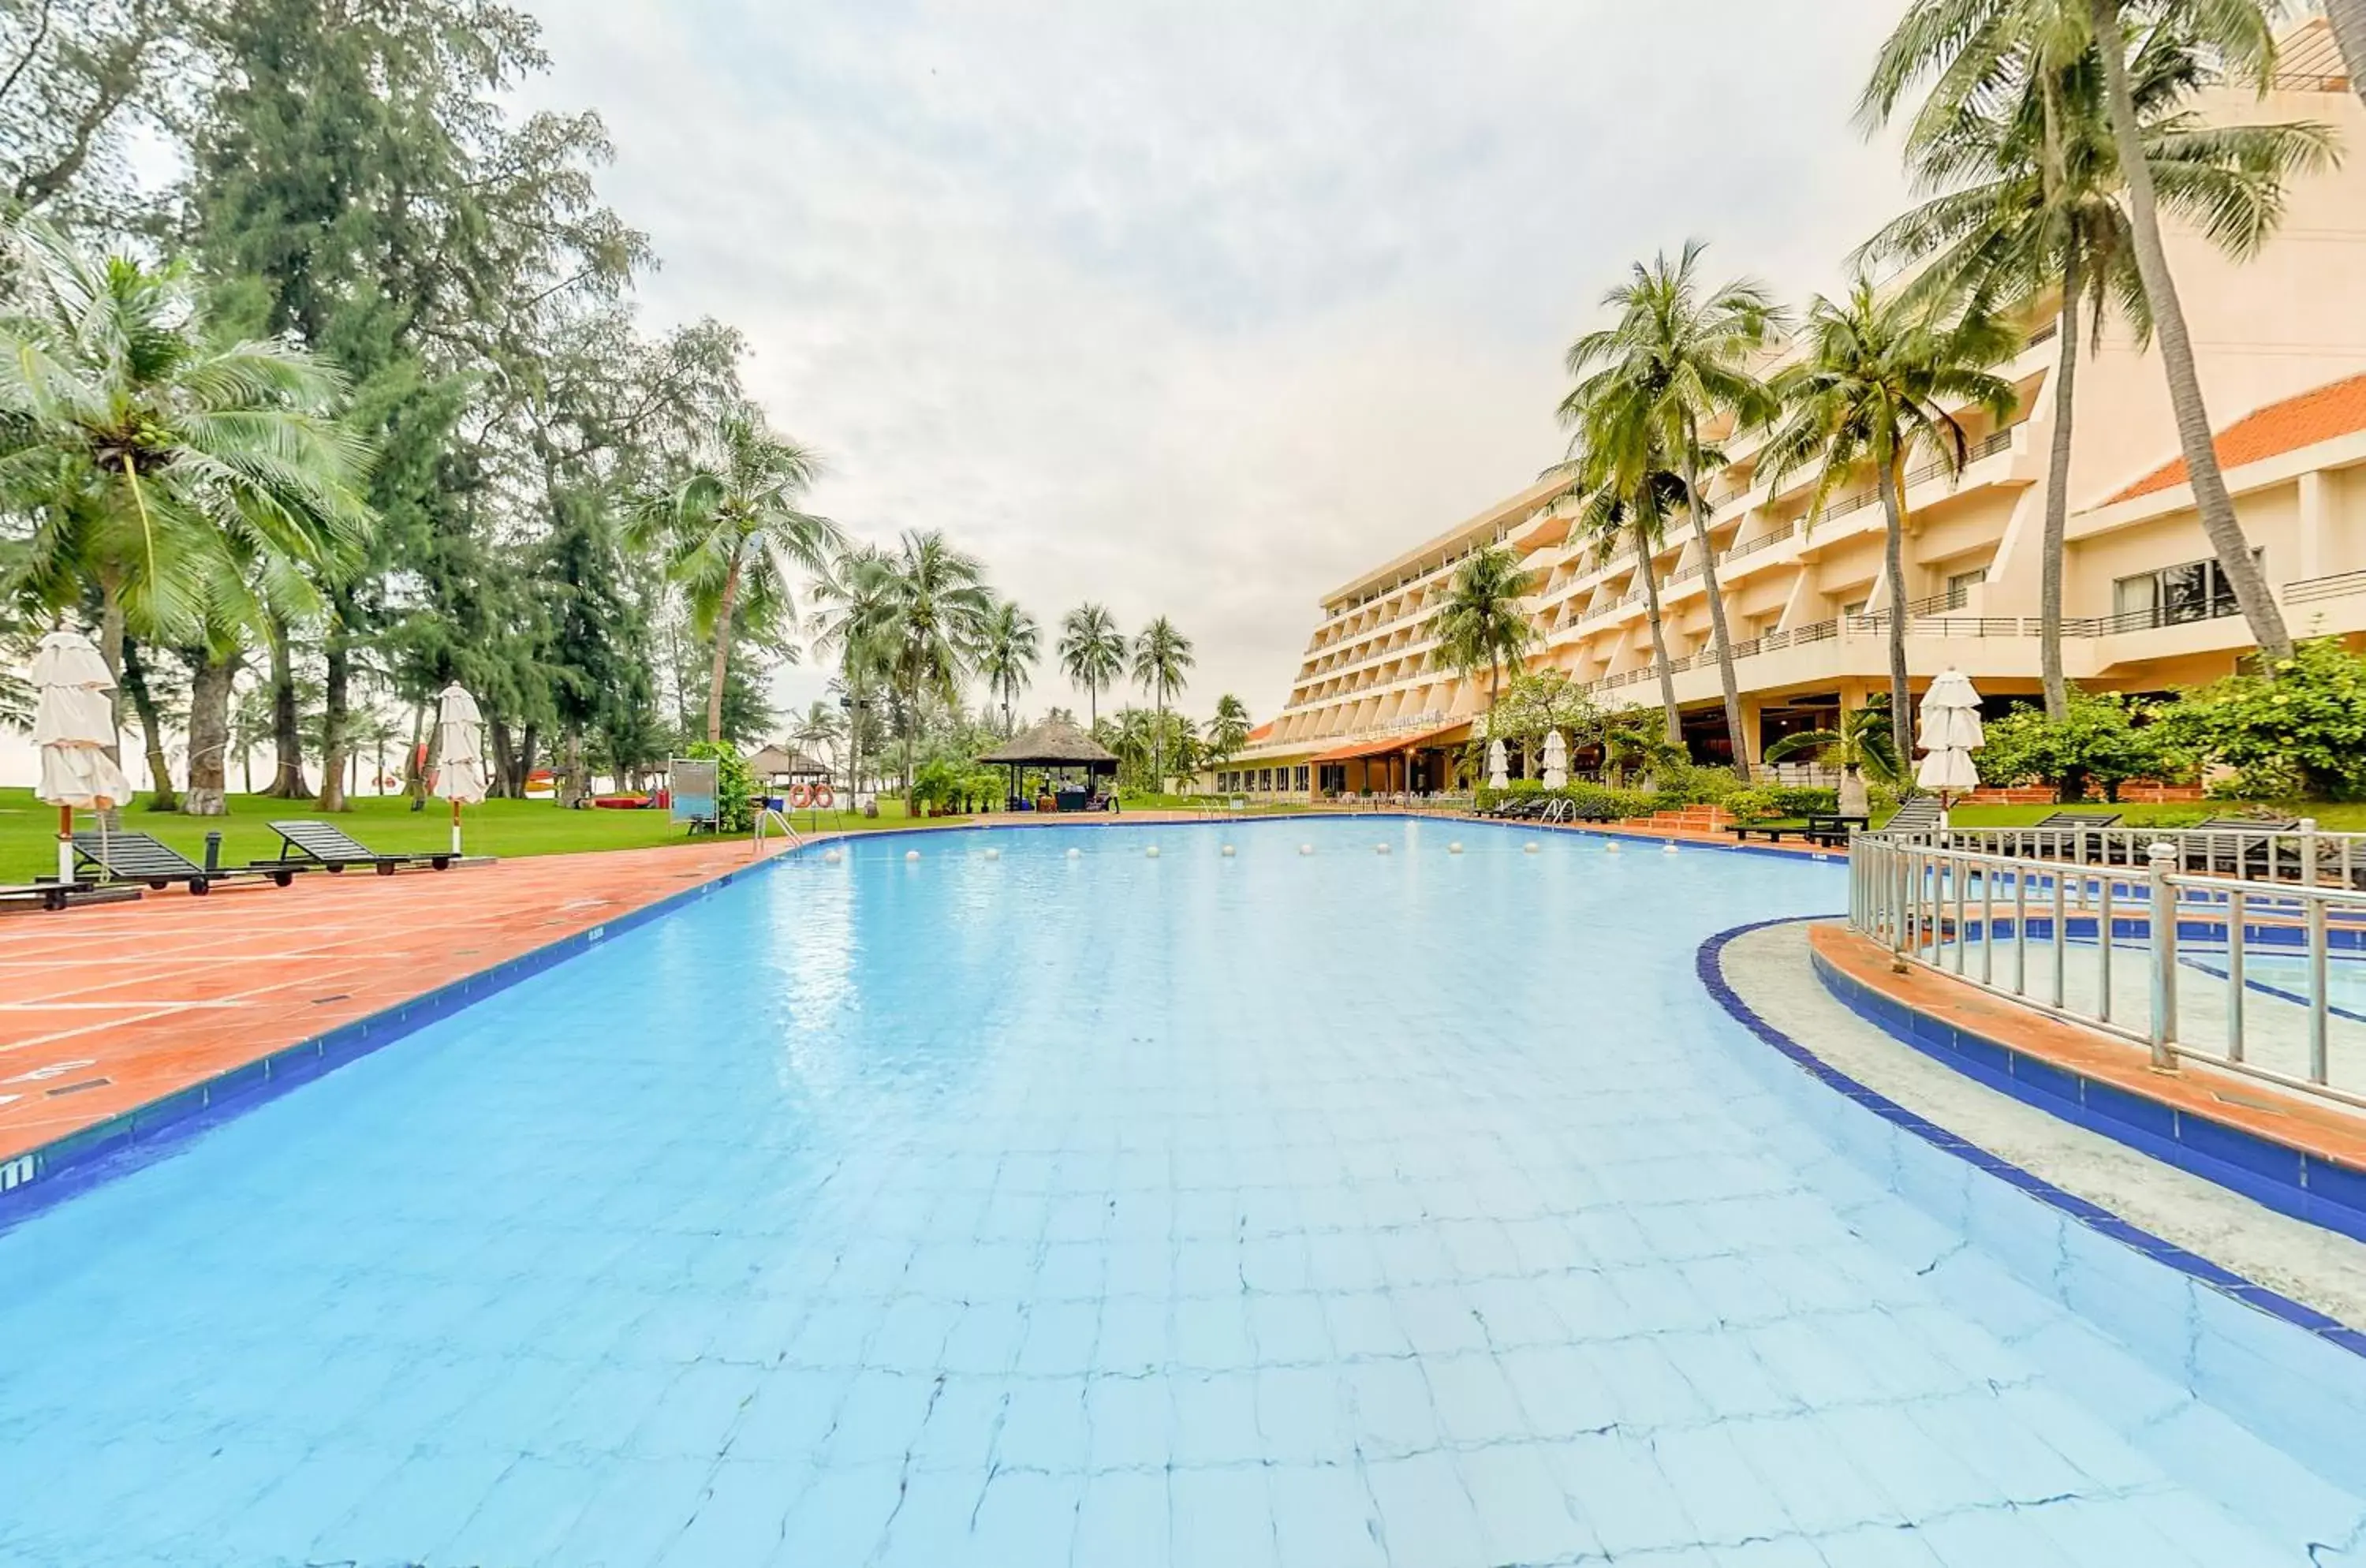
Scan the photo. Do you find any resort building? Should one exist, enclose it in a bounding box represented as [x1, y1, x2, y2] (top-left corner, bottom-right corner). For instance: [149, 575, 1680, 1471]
[1221, 22, 2366, 800]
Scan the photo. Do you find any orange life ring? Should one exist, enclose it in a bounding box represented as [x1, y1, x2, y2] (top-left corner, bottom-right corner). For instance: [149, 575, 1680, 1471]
[788, 783, 813, 809]
[809, 784, 834, 811]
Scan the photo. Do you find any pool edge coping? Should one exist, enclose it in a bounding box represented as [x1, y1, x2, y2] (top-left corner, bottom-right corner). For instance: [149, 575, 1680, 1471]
[1697, 916, 2366, 1366]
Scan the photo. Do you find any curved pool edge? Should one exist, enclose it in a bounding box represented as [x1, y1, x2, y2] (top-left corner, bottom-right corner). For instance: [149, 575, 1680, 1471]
[1699, 916, 2366, 1528]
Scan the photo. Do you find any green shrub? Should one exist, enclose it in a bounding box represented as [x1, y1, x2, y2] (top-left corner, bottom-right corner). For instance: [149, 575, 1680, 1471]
[2159, 639, 2366, 801]
[682, 740, 756, 831]
[1975, 689, 2178, 803]
[1722, 784, 1839, 822]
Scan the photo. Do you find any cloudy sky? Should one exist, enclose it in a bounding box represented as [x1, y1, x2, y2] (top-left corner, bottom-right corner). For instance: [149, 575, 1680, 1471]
[519, 0, 1917, 727]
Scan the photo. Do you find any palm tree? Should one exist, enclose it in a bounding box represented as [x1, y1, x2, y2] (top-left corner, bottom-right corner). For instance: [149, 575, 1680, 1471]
[1130, 616, 1195, 789]
[1058, 603, 1127, 727]
[1864, 3, 2334, 716]
[2331, 1, 2366, 112]
[634, 405, 842, 744]
[0, 221, 374, 772]
[1763, 701, 1905, 815]
[1560, 242, 1783, 781]
[1864, 0, 2297, 661]
[807, 541, 898, 805]
[1204, 693, 1252, 771]
[876, 529, 994, 806]
[788, 700, 844, 771]
[1427, 543, 1536, 734]
[976, 598, 1040, 736]
[1762, 280, 2021, 765]
[1559, 420, 1700, 746]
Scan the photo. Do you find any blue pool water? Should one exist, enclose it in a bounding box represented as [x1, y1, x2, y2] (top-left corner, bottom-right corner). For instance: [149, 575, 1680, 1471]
[1, 818, 2361, 1566]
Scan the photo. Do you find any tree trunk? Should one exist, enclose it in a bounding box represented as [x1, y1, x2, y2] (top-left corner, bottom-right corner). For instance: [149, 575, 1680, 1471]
[518, 723, 539, 797]
[118, 636, 181, 811]
[183, 647, 237, 816]
[1684, 434, 1751, 781]
[406, 704, 428, 811]
[1877, 461, 1915, 768]
[95, 579, 126, 767]
[2326, 0, 2366, 112]
[263, 614, 310, 797]
[2088, 0, 2292, 663]
[1638, 546, 1681, 746]
[562, 726, 586, 806]
[705, 557, 742, 745]
[1154, 697, 1166, 792]
[2041, 250, 2082, 720]
[315, 602, 352, 812]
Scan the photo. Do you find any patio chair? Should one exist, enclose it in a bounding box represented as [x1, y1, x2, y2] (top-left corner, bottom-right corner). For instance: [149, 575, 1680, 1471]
[2026, 808, 2121, 861]
[0, 880, 105, 913]
[2179, 816, 2303, 880]
[255, 819, 455, 875]
[74, 831, 300, 894]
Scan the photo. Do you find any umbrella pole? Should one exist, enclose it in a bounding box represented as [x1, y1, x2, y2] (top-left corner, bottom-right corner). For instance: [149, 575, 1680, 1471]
[58, 805, 73, 887]
[450, 798, 463, 858]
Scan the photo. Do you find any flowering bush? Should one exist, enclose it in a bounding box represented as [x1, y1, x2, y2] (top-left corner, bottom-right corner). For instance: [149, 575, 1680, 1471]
[2159, 639, 2366, 800]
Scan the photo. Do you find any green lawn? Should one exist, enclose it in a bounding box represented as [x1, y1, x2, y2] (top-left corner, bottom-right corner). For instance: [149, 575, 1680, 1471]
[1936, 800, 2366, 831]
[0, 788, 949, 880]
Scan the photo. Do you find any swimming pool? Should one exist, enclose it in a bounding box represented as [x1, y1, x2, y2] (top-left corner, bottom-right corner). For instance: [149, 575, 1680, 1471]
[0, 817, 2359, 1566]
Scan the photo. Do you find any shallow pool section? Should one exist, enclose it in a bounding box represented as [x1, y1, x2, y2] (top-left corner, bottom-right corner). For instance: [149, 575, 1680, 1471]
[0, 819, 2360, 1566]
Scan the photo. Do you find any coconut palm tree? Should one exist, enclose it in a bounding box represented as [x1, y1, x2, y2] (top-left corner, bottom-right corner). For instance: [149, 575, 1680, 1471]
[976, 598, 1040, 736]
[1762, 700, 1905, 815]
[1864, 2, 2334, 717]
[876, 529, 995, 805]
[0, 221, 374, 767]
[806, 541, 898, 805]
[633, 405, 842, 744]
[1558, 419, 1704, 747]
[788, 700, 844, 771]
[1861, 0, 2299, 662]
[1560, 242, 1783, 781]
[1130, 616, 1195, 790]
[1204, 693, 1252, 771]
[1058, 602, 1127, 727]
[1762, 280, 2021, 765]
[2331, 2, 2366, 111]
[1427, 543, 1536, 735]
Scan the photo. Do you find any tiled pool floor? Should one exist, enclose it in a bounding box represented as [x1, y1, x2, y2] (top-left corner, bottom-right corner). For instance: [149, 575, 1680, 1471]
[0, 821, 2353, 1566]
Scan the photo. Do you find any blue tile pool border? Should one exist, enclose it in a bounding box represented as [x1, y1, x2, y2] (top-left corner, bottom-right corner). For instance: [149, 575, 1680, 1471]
[1697, 917, 2366, 1365]
[1803, 928, 2366, 1246]
[0, 844, 822, 1237]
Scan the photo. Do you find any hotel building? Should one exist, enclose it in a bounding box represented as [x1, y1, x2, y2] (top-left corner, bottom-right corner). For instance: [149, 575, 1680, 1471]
[1222, 24, 2366, 801]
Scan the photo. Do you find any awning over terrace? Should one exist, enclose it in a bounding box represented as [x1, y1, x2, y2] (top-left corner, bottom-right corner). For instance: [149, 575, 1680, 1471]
[1311, 722, 1469, 763]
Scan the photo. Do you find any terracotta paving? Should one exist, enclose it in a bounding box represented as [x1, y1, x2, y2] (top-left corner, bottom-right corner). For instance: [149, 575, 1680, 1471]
[1812, 921, 2366, 1174]
[0, 838, 789, 1165]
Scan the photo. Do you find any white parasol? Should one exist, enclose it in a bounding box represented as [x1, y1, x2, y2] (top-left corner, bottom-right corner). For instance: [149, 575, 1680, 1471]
[1486, 738, 1510, 791]
[1914, 668, 1985, 817]
[32, 629, 131, 886]
[1541, 730, 1568, 790]
[433, 682, 489, 855]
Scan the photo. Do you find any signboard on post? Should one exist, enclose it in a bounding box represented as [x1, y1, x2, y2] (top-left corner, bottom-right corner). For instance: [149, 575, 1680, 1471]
[668, 756, 718, 831]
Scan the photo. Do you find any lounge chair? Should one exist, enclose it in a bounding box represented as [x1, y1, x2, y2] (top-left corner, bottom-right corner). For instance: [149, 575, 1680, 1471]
[1726, 819, 1804, 842]
[1813, 794, 1936, 847]
[0, 880, 106, 913]
[2178, 816, 2303, 879]
[74, 831, 300, 894]
[256, 819, 454, 875]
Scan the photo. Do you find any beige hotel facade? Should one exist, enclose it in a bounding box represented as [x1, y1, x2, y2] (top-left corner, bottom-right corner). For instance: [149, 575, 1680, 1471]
[1219, 24, 2366, 801]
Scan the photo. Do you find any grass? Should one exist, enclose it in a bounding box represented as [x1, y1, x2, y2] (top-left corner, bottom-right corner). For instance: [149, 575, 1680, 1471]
[0, 788, 950, 880]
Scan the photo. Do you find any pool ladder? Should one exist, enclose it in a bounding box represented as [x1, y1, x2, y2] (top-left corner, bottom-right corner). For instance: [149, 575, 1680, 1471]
[753, 807, 805, 855]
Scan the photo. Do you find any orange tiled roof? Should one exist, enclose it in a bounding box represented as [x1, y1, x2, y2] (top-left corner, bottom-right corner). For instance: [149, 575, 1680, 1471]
[2110, 371, 2366, 503]
[1245, 722, 1274, 743]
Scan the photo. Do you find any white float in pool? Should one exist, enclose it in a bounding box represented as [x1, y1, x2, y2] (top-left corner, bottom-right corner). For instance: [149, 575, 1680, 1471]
[821, 848, 842, 863]
[1447, 842, 1464, 854]
[905, 849, 920, 861]
[983, 847, 1001, 861]
[1375, 843, 1390, 855]
[1663, 842, 1679, 854]
[1605, 842, 1621, 854]
[1221, 844, 1236, 857]
[1523, 842, 1539, 854]
[1066, 847, 1082, 859]
[1145, 845, 1161, 857]
[1298, 844, 1315, 856]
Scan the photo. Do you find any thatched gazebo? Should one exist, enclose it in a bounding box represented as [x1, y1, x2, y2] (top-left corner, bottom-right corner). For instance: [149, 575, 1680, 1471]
[745, 745, 830, 785]
[979, 718, 1119, 812]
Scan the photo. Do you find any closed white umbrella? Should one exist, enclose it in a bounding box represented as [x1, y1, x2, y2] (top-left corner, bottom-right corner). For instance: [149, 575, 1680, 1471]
[433, 682, 489, 856]
[1541, 729, 1568, 790]
[1486, 738, 1510, 790]
[1914, 667, 1985, 820]
[32, 629, 131, 887]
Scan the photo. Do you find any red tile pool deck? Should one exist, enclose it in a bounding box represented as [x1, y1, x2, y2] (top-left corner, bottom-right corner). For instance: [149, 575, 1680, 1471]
[0, 839, 789, 1166]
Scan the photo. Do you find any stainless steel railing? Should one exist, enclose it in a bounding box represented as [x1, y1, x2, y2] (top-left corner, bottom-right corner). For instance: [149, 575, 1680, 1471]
[1849, 830, 2366, 1111]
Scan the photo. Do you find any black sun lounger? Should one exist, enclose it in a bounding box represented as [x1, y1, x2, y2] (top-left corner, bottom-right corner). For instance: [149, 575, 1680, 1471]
[259, 819, 453, 875]
[0, 881, 104, 912]
[74, 831, 299, 894]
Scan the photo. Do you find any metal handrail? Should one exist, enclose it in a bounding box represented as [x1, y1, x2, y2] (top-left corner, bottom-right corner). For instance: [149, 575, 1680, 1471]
[1849, 827, 2366, 1110]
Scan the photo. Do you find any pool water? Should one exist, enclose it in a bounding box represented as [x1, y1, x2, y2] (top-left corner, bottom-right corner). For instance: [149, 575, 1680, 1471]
[0, 819, 2359, 1566]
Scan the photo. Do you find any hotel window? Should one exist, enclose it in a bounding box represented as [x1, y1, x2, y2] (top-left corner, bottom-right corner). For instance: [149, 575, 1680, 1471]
[2113, 554, 2249, 627]
[1258, 768, 1274, 791]
[1293, 766, 1310, 792]
[1944, 568, 1986, 607]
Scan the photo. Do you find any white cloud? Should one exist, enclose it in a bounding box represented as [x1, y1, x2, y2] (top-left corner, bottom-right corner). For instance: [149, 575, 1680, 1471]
[518, 0, 1916, 726]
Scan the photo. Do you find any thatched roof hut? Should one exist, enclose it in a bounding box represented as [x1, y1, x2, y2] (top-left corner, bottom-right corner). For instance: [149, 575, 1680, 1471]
[745, 745, 831, 780]
[979, 718, 1118, 771]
